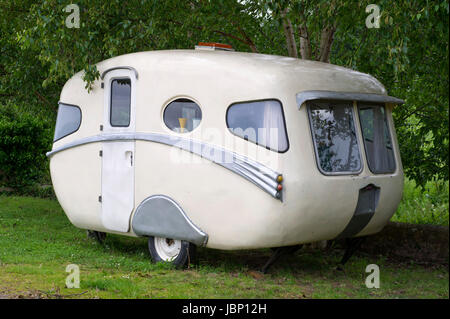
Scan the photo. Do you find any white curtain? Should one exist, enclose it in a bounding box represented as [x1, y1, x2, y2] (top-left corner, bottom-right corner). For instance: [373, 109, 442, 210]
[261, 101, 288, 151]
[372, 106, 390, 172]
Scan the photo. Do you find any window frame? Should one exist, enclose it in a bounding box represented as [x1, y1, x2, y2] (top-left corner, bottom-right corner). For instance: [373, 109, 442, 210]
[306, 100, 364, 176]
[53, 102, 82, 142]
[109, 77, 132, 128]
[162, 97, 203, 134]
[357, 102, 397, 174]
[225, 98, 290, 153]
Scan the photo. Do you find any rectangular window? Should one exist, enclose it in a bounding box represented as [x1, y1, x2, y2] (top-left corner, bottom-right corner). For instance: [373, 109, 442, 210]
[110, 78, 131, 127]
[358, 103, 396, 173]
[54, 103, 81, 141]
[226, 100, 289, 152]
[308, 101, 362, 174]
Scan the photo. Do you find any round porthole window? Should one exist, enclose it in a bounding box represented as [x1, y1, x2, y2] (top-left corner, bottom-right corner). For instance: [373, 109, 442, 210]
[163, 98, 202, 133]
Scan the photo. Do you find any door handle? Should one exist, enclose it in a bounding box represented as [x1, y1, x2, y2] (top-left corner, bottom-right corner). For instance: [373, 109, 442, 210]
[125, 151, 133, 166]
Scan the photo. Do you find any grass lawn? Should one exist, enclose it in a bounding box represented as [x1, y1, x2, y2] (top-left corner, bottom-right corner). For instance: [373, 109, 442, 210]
[0, 196, 448, 299]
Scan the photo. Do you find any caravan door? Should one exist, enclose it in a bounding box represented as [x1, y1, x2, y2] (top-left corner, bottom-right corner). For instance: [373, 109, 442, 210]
[101, 69, 136, 232]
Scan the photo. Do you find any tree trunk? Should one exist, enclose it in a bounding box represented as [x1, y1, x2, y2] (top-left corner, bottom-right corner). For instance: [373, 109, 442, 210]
[318, 26, 336, 63]
[281, 8, 298, 58]
[298, 24, 311, 59]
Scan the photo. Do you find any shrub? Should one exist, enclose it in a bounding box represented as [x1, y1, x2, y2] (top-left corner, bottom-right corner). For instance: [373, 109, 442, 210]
[0, 104, 53, 188]
[392, 178, 449, 226]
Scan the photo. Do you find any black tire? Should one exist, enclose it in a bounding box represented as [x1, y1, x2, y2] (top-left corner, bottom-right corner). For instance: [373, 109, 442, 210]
[148, 236, 196, 268]
[87, 230, 106, 243]
[270, 245, 303, 253]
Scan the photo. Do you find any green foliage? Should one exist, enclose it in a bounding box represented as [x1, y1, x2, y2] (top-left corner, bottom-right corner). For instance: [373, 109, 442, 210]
[0, 1, 60, 113]
[392, 178, 449, 226]
[331, 0, 450, 186]
[0, 105, 52, 188]
[16, 0, 208, 91]
[0, 0, 448, 187]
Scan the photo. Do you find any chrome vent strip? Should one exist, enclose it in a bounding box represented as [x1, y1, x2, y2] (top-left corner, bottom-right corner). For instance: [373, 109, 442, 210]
[232, 151, 279, 181]
[235, 160, 279, 190]
[296, 90, 405, 109]
[47, 132, 283, 200]
[232, 164, 279, 198]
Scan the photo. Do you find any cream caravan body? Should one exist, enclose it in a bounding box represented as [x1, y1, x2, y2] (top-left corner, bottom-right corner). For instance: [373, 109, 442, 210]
[48, 48, 404, 261]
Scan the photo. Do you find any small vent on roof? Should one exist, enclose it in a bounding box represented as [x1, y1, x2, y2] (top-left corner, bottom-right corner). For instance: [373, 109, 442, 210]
[195, 42, 234, 51]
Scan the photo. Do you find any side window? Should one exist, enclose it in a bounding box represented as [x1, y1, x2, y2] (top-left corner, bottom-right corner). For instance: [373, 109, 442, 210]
[163, 98, 202, 133]
[110, 78, 131, 127]
[226, 100, 289, 153]
[358, 103, 395, 173]
[308, 100, 362, 174]
[54, 103, 81, 142]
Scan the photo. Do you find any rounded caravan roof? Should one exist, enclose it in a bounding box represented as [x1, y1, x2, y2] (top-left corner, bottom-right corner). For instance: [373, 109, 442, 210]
[89, 49, 388, 96]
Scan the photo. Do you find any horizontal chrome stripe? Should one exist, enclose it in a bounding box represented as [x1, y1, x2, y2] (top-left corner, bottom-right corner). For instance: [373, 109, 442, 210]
[232, 164, 278, 198]
[47, 132, 283, 200]
[296, 90, 404, 109]
[236, 161, 279, 189]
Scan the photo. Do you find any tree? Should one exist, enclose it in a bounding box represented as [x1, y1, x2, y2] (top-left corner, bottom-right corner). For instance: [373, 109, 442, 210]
[2, 0, 448, 186]
[0, 1, 60, 115]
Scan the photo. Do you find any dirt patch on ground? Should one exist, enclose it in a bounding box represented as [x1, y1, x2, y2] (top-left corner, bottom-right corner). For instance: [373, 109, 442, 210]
[0, 290, 46, 299]
[339, 222, 449, 264]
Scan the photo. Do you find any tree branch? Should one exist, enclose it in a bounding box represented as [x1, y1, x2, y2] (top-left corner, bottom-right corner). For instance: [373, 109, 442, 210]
[235, 24, 258, 53]
[297, 8, 311, 60]
[34, 91, 57, 112]
[298, 24, 311, 59]
[167, 19, 253, 50]
[281, 7, 298, 58]
[318, 25, 336, 63]
[397, 104, 429, 123]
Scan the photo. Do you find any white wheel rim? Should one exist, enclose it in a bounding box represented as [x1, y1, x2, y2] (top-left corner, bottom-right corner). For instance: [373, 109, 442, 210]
[154, 237, 182, 262]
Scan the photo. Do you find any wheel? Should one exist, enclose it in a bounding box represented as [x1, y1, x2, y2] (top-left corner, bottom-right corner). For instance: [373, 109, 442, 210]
[87, 230, 106, 243]
[148, 236, 196, 268]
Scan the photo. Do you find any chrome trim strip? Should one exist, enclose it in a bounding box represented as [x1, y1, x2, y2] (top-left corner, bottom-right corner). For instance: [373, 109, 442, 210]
[47, 134, 132, 156]
[232, 164, 278, 198]
[47, 132, 283, 200]
[101, 66, 139, 80]
[236, 161, 279, 189]
[296, 90, 404, 109]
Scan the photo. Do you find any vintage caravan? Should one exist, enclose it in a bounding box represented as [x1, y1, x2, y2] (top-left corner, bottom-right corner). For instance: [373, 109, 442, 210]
[47, 43, 404, 268]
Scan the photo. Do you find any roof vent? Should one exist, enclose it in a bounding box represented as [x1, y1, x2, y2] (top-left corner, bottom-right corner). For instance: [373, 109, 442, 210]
[195, 42, 234, 51]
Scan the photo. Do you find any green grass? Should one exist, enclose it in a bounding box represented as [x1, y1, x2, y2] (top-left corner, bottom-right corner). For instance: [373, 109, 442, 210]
[392, 179, 449, 226]
[0, 195, 448, 299]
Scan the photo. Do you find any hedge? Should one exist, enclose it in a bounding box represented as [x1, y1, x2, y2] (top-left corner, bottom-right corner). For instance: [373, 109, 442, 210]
[0, 105, 53, 188]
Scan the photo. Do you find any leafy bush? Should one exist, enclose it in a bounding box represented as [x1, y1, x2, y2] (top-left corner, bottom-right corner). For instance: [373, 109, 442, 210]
[0, 104, 53, 188]
[392, 178, 449, 226]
